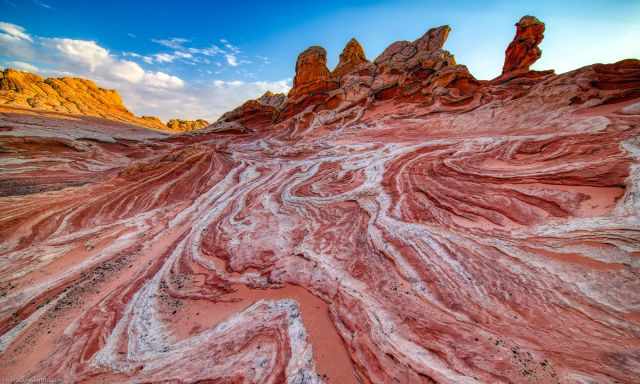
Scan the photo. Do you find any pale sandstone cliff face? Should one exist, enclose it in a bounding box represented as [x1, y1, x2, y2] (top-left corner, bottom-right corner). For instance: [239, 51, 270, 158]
[0, 69, 168, 130]
[0, 69, 207, 133]
[1, 16, 640, 384]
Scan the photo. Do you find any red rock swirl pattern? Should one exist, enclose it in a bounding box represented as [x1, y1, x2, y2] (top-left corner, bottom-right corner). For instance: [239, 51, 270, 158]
[1, 84, 640, 382]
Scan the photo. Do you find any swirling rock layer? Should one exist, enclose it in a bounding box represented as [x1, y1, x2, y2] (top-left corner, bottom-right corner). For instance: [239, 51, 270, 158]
[1, 17, 640, 384]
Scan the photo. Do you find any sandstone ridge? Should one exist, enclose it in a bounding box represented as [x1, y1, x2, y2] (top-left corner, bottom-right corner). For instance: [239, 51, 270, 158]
[211, 15, 638, 134]
[0, 68, 205, 133]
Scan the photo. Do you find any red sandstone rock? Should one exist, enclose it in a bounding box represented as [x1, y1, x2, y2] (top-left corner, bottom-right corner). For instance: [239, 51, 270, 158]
[1, 16, 640, 384]
[288, 46, 338, 100]
[215, 91, 286, 132]
[332, 38, 369, 79]
[502, 15, 545, 74]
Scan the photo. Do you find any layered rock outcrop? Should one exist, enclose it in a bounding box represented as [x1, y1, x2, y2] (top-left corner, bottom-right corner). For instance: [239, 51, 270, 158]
[215, 91, 286, 132]
[371, 25, 481, 105]
[219, 24, 480, 131]
[2, 15, 640, 384]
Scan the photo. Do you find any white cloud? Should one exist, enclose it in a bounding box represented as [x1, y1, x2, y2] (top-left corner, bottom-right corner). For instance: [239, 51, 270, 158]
[0, 21, 33, 42]
[152, 37, 189, 49]
[213, 79, 245, 87]
[188, 45, 224, 56]
[122, 51, 154, 64]
[150, 51, 193, 64]
[143, 71, 184, 89]
[6, 60, 38, 72]
[225, 54, 238, 66]
[109, 60, 145, 83]
[174, 51, 192, 59]
[130, 39, 244, 67]
[153, 53, 175, 63]
[49, 38, 109, 71]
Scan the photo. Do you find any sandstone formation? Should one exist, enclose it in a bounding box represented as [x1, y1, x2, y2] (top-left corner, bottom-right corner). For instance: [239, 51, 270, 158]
[0, 69, 208, 133]
[0, 68, 168, 130]
[288, 46, 338, 100]
[216, 91, 286, 132]
[502, 15, 545, 74]
[166, 118, 209, 132]
[1, 16, 640, 384]
[227, 24, 480, 131]
[331, 38, 369, 78]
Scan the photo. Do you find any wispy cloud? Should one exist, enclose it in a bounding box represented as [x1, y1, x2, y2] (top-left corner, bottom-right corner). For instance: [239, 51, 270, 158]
[256, 55, 271, 65]
[32, 0, 52, 9]
[187, 45, 225, 57]
[122, 52, 153, 64]
[151, 37, 190, 49]
[0, 21, 33, 42]
[129, 37, 250, 69]
[127, 33, 136, 38]
[152, 53, 176, 63]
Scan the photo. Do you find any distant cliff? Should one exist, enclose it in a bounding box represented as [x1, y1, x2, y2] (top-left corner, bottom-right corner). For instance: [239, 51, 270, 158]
[166, 118, 209, 132]
[0, 68, 206, 133]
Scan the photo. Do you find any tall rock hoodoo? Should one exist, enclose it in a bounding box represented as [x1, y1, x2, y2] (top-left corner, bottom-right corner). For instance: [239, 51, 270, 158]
[502, 15, 545, 74]
[332, 38, 369, 79]
[288, 46, 337, 99]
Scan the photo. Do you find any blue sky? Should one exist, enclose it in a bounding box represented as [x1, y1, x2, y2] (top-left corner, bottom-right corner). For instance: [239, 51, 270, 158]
[1, 0, 639, 121]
